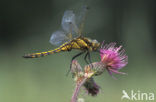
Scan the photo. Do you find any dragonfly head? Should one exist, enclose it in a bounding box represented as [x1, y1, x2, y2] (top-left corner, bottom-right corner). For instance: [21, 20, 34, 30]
[91, 39, 100, 51]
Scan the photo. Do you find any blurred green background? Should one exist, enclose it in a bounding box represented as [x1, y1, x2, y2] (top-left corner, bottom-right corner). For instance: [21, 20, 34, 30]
[0, 0, 156, 102]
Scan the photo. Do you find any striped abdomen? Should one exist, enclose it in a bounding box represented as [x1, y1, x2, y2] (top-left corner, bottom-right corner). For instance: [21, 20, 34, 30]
[23, 42, 72, 58]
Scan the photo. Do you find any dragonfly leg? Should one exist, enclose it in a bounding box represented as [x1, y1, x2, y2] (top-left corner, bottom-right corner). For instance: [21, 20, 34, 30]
[84, 51, 92, 64]
[87, 51, 94, 69]
[88, 51, 92, 64]
[84, 52, 89, 64]
[84, 51, 93, 69]
[66, 51, 85, 76]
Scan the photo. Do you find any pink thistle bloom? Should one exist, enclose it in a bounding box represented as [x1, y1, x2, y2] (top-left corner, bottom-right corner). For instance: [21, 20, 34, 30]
[100, 42, 128, 77]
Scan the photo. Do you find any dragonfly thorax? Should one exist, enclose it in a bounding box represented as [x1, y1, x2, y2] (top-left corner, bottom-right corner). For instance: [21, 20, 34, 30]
[76, 36, 100, 51]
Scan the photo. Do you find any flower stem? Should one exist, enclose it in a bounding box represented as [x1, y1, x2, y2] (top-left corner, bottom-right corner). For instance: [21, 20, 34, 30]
[71, 77, 87, 102]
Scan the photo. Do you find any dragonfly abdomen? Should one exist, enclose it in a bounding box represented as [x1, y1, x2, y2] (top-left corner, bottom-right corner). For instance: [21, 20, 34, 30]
[23, 42, 72, 58]
[23, 47, 63, 58]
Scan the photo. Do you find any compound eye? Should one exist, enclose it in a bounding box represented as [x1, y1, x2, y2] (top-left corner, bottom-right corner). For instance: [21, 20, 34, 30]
[92, 39, 98, 43]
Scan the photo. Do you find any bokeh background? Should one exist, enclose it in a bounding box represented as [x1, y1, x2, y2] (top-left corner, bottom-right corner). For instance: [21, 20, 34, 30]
[0, 0, 156, 102]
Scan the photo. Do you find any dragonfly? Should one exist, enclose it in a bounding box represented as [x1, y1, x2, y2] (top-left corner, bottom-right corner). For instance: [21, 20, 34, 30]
[23, 6, 100, 68]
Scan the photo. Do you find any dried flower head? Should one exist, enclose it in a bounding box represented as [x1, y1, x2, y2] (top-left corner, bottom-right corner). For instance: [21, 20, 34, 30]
[100, 42, 128, 76]
[71, 60, 82, 76]
[83, 78, 100, 96]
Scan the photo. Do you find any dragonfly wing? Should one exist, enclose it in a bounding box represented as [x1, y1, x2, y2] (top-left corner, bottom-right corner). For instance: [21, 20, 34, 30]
[50, 7, 88, 46]
[49, 30, 68, 46]
[76, 5, 89, 34]
[61, 10, 79, 36]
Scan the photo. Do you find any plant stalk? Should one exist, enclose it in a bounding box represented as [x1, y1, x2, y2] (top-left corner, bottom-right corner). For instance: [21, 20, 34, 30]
[71, 77, 87, 102]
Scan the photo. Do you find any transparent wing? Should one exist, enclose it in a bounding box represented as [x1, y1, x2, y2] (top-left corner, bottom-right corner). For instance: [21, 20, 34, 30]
[49, 30, 69, 46]
[49, 6, 88, 46]
[76, 5, 89, 35]
[61, 10, 79, 38]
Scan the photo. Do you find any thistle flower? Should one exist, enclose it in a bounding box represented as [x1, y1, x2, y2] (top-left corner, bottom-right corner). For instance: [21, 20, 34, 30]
[100, 42, 128, 76]
[70, 42, 128, 102]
